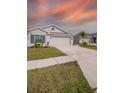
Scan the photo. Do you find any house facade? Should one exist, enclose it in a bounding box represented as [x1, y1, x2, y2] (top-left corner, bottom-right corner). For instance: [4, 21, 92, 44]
[27, 25, 73, 47]
[73, 33, 97, 45]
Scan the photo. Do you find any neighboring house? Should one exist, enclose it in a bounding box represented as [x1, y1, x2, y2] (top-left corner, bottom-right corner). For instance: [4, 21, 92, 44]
[27, 24, 73, 47]
[73, 33, 97, 45]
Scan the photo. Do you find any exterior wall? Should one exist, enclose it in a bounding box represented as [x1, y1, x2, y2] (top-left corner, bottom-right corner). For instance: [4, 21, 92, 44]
[27, 29, 47, 47]
[70, 37, 73, 45]
[30, 29, 46, 35]
[45, 35, 51, 44]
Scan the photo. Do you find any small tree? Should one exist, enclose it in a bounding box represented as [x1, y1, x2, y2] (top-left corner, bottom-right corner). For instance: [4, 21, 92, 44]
[79, 31, 87, 42]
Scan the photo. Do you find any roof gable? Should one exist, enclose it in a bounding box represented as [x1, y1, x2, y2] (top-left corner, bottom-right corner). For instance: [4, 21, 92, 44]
[41, 24, 68, 34]
[27, 25, 73, 36]
[27, 28, 47, 33]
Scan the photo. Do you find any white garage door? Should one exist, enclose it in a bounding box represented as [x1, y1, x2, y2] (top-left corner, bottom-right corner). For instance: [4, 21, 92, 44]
[50, 37, 71, 46]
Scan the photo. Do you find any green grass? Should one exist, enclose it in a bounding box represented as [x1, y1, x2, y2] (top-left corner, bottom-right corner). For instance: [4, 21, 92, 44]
[27, 47, 65, 61]
[82, 45, 97, 50]
[28, 61, 92, 93]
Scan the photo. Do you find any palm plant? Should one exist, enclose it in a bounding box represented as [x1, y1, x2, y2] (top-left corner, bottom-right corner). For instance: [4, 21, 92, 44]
[79, 31, 87, 42]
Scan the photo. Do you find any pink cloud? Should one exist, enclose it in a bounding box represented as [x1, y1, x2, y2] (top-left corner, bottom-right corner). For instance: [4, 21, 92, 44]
[27, 0, 96, 23]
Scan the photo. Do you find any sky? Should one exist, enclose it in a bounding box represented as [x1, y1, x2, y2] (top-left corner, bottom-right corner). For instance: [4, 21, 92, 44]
[27, 0, 97, 35]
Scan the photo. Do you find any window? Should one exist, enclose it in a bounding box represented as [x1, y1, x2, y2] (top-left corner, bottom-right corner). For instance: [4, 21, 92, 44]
[31, 35, 45, 43]
[35, 35, 45, 43]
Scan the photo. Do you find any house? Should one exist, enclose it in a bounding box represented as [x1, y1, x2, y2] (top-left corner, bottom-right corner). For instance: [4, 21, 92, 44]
[27, 24, 73, 47]
[73, 33, 97, 45]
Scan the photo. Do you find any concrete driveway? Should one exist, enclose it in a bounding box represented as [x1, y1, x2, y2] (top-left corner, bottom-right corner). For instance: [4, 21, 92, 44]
[55, 45, 97, 88]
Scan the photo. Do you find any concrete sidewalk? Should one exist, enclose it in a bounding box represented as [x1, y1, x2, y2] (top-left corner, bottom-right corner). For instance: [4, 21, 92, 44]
[27, 56, 75, 70]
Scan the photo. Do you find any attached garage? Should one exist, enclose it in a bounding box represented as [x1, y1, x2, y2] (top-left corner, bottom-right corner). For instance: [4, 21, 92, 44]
[50, 36, 71, 46]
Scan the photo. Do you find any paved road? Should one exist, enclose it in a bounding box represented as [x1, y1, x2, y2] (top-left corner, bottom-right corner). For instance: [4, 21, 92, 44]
[55, 45, 97, 89]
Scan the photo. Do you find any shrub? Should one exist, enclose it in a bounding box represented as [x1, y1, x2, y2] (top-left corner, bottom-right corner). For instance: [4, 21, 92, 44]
[81, 42, 88, 46]
[34, 42, 42, 48]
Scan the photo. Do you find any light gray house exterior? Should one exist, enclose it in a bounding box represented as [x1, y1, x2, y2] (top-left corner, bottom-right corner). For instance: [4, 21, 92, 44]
[27, 24, 73, 47]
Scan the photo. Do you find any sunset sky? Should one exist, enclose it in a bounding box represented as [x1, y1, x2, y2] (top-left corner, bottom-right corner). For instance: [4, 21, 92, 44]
[27, 0, 97, 34]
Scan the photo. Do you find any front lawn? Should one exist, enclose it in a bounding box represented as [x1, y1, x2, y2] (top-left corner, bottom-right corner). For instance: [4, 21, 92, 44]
[28, 61, 92, 93]
[82, 45, 97, 50]
[27, 47, 65, 61]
